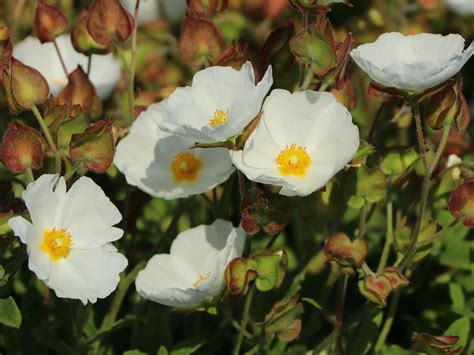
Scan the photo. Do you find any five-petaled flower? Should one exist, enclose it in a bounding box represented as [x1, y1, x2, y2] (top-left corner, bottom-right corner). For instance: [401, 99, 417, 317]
[114, 99, 235, 199]
[8, 174, 128, 304]
[230, 89, 359, 196]
[159, 61, 273, 144]
[136, 219, 245, 308]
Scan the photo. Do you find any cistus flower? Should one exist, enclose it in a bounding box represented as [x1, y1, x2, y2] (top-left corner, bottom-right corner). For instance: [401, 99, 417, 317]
[8, 174, 128, 304]
[350, 32, 474, 93]
[136, 219, 245, 308]
[159, 62, 273, 144]
[114, 99, 235, 199]
[13, 35, 121, 98]
[230, 89, 359, 197]
[443, 0, 474, 16]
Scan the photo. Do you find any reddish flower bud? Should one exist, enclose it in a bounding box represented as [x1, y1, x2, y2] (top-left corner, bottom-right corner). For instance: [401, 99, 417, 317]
[0, 121, 44, 174]
[324, 232, 368, 269]
[0, 26, 12, 65]
[260, 24, 295, 75]
[2, 58, 50, 114]
[87, 0, 135, 47]
[263, 295, 304, 342]
[448, 177, 474, 227]
[358, 273, 393, 308]
[216, 41, 250, 69]
[179, 13, 225, 68]
[263, 0, 290, 19]
[34, 1, 68, 43]
[187, 0, 229, 16]
[71, 10, 111, 55]
[57, 66, 102, 118]
[225, 257, 257, 296]
[69, 119, 115, 173]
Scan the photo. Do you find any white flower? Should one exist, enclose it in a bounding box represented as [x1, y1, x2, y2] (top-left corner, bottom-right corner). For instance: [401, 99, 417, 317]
[443, 0, 474, 16]
[136, 219, 245, 308]
[8, 174, 128, 304]
[114, 99, 235, 199]
[230, 89, 359, 197]
[350, 32, 474, 93]
[159, 62, 273, 143]
[121, 0, 159, 25]
[13, 34, 122, 99]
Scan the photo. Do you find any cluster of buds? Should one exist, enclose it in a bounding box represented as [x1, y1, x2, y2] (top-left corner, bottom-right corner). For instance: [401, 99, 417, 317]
[225, 248, 287, 295]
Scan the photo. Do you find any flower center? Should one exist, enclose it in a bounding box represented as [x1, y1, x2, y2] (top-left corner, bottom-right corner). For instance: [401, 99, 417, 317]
[193, 272, 211, 288]
[209, 109, 229, 127]
[41, 228, 73, 262]
[171, 152, 204, 182]
[275, 144, 311, 177]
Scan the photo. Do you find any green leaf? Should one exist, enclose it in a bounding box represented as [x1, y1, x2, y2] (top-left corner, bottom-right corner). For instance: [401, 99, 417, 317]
[158, 346, 169, 355]
[380, 148, 418, 179]
[449, 283, 465, 314]
[445, 317, 470, 348]
[439, 225, 470, 270]
[0, 297, 22, 329]
[32, 323, 75, 355]
[384, 345, 412, 354]
[171, 338, 204, 355]
[351, 140, 375, 166]
[351, 308, 383, 355]
[356, 166, 387, 203]
[123, 351, 147, 355]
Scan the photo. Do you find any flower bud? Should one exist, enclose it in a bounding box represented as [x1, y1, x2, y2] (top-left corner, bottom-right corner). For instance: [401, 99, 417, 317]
[71, 10, 111, 55]
[380, 267, 409, 291]
[2, 58, 50, 114]
[57, 66, 102, 119]
[0, 26, 12, 65]
[179, 13, 225, 68]
[34, 1, 68, 43]
[187, 0, 228, 16]
[426, 76, 470, 131]
[323, 232, 368, 269]
[69, 119, 114, 173]
[263, 295, 304, 342]
[358, 273, 393, 308]
[261, 24, 295, 75]
[448, 177, 474, 227]
[87, 0, 135, 47]
[216, 41, 249, 69]
[0, 121, 44, 174]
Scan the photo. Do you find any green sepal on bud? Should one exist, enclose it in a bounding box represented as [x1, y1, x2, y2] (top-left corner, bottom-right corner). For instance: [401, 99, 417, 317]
[2, 58, 50, 114]
[448, 177, 474, 227]
[225, 248, 288, 295]
[87, 0, 135, 47]
[34, 1, 68, 43]
[323, 232, 368, 272]
[57, 66, 102, 119]
[69, 119, 115, 173]
[71, 10, 111, 55]
[426, 76, 470, 131]
[411, 333, 461, 354]
[179, 13, 225, 68]
[0, 121, 44, 174]
[260, 295, 304, 342]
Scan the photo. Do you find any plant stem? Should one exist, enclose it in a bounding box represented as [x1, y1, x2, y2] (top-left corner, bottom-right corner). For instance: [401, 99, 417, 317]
[357, 202, 368, 239]
[86, 55, 93, 77]
[374, 289, 400, 352]
[31, 105, 61, 173]
[64, 162, 82, 181]
[429, 124, 450, 174]
[53, 39, 69, 78]
[377, 201, 393, 273]
[233, 284, 256, 355]
[335, 275, 349, 327]
[127, 0, 140, 124]
[25, 167, 34, 183]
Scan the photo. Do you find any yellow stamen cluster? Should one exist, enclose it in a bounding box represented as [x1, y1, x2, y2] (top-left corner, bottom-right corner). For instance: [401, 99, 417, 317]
[275, 144, 311, 177]
[193, 272, 212, 288]
[171, 152, 204, 182]
[41, 228, 73, 262]
[209, 109, 229, 127]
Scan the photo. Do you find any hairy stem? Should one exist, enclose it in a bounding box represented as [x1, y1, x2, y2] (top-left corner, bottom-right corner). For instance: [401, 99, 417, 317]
[31, 105, 61, 173]
[377, 201, 393, 273]
[127, 0, 140, 124]
[233, 284, 256, 355]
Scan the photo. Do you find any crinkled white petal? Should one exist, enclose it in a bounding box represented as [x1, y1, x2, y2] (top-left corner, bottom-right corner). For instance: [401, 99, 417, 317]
[350, 32, 474, 92]
[159, 62, 273, 143]
[136, 220, 245, 308]
[47, 244, 127, 305]
[56, 176, 123, 249]
[114, 100, 235, 200]
[13, 35, 121, 98]
[443, 0, 474, 16]
[231, 90, 359, 197]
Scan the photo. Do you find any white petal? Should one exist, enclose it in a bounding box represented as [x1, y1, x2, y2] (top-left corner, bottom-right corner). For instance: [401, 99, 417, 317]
[58, 177, 123, 248]
[22, 174, 65, 232]
[47, 245, 127, 304]
[443, 0, 474, 16]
